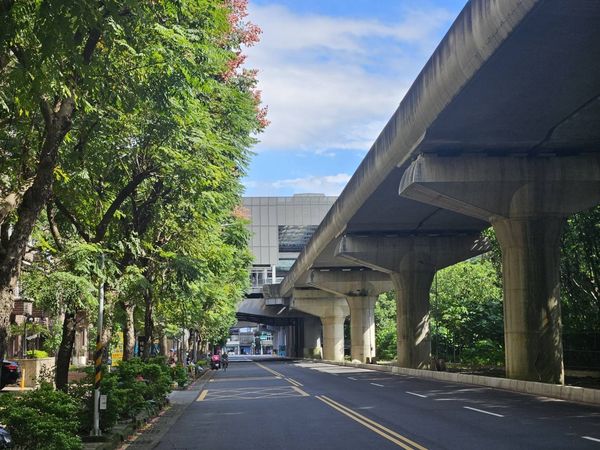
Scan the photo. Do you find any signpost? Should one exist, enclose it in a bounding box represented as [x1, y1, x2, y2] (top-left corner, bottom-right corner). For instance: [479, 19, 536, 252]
[92, 254, 105, 437]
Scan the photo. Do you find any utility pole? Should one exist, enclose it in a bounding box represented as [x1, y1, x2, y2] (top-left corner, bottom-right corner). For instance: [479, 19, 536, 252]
[92, 254, 105, 437]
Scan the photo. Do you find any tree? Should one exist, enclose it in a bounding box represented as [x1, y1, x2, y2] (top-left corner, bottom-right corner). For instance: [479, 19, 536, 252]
[4, 0, 264, 369]
[430, 259, 504, 366]
[374, 291, 397, 361]
[375, 258, 504, 366]
[21, 242, 104, 391]
[0, 0, 164, 362]
[560, 205, 600, 369]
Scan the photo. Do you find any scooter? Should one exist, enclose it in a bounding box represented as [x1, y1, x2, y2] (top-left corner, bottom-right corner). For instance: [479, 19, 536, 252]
[210, 354, 221, 370]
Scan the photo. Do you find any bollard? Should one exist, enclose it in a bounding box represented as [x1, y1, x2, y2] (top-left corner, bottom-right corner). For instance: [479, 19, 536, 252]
[20, 368, 25, 390]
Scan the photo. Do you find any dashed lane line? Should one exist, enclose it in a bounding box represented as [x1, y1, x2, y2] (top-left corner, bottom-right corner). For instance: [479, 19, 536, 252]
[582, 436, 600, 443]
[370, 383, 385, 387]
[406, 392, 427, 398]
[463, 406, 504, 418]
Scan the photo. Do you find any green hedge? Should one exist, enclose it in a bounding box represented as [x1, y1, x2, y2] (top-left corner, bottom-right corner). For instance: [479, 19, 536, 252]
[0, 358, 176, 447]
[69, 357, 174, 434]
[0, 383, 82, 450]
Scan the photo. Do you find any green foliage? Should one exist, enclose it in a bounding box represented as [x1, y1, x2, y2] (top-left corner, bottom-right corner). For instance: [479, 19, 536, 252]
[171, 363, 188, 387]
[0, 383, 82, 450]
[23, 270, 96, 316]
[374, 291, 397, 361]
[375, 258, 504, 366]
[431, 259, 504, 366]
[561, 205, 600, 334]
[27, 349, 49, 358]
[3, 0, 262, 374]
[68, 357, 173, 434]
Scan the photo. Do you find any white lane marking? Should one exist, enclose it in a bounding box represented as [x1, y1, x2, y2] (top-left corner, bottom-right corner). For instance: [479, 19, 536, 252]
[406, 391, 427, 398]
[582, 436, 600, 443]
[348, 377, 357, 380]
[370, 383, 384, 387]
[463, 406, 504, 418]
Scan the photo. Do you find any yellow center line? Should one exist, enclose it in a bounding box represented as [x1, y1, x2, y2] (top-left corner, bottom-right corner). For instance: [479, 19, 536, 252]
[286, 377, 303, 387]
[197, 389, 208, 402]
[291, 385, 310, 397]
[255, 362, 285, 378]
[317, 396, 428, 450]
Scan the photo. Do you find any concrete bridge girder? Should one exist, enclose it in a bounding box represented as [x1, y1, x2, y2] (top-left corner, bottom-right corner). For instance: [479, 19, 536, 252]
[307, 270, 392, 364]
[290, 290, 349, 362]
[336, 234, 487, 370]
[399, 154, 600, 383]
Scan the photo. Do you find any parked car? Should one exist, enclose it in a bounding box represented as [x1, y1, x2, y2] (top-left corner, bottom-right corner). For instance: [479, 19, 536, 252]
[0, 360, 20, 390]
[0, 426, 12, 448]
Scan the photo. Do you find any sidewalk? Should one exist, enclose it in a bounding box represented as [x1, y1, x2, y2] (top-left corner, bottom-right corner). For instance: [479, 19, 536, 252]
[116, 370, 214, 449]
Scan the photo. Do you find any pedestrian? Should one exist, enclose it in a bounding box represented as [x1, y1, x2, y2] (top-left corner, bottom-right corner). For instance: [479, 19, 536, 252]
[221, 352, 229, 371]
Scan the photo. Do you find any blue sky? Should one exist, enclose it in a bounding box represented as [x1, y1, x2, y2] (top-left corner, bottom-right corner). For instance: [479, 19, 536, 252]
[242, 0, 467, 196]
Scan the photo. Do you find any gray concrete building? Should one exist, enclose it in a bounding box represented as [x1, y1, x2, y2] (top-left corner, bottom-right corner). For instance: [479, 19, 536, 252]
[243, 194, 337, 296]
[229, 194, 337, 357]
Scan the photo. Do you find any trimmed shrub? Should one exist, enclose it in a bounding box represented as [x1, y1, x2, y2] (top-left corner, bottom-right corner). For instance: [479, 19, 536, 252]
[27, 349, 50, 358]
[0, 383, 82, 449]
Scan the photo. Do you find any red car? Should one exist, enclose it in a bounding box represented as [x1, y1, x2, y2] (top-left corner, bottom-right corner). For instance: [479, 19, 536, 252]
[1, 360, 20, 390]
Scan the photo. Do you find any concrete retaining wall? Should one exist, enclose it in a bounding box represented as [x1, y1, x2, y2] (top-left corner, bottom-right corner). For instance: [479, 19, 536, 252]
[318, 360, 600, 405]
[13, 357, 55, 388]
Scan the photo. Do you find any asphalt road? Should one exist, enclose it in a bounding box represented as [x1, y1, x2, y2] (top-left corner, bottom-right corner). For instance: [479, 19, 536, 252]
[155, 357, 600, 450]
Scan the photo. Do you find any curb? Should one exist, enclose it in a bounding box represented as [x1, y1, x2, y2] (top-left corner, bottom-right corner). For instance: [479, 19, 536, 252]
[118, 369, 215, 449]
[310, 359, 600, 405]
[84, 370, 214, 450]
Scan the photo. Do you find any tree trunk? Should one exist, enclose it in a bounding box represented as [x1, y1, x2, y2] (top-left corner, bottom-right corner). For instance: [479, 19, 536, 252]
[122, 301, 136, 360]
[142, 289, 153, 361]
[158, 328, 168, 358]
[55, 312, 77, 391]
[192, 330, 198, 363]
[0, 97, 74, 362]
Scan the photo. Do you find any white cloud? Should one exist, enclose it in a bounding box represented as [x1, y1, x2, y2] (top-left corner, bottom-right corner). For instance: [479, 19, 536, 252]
[245, 3, 454, 153]
[245, 173, 351, 196]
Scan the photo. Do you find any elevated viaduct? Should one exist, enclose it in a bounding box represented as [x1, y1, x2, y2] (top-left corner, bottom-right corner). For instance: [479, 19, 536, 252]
[266, 0, 600, 384]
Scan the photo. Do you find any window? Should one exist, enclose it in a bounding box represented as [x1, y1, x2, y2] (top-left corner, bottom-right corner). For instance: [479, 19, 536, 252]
[278, 225, 318, 252]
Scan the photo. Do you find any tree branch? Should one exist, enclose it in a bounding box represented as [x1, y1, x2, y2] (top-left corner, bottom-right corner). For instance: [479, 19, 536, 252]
[40, 98, 52, 128]
[46, 202, 63, 251]
[93, 168, 156, 243]
[54, 198, 90, 242]
[83, 28, 101, 65]
[0, 178, 34, 227]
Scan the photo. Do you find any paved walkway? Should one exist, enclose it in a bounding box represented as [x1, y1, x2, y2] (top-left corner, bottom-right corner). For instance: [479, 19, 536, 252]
[117, 370, 214, 449]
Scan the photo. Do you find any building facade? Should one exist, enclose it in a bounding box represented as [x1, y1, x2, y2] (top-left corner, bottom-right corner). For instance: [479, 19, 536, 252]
[226, 194, 337, 356]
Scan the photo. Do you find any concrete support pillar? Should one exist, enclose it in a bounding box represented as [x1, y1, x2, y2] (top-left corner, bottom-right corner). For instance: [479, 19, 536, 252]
[400, 154, 600, 383]
[345, 296, 376, 364]
[321, 315, 346, 362]
[336, 234, 484, 369]
[303, 317, 323, 359]
[290, 292, 348, 362]
[307, 269, 390, 363]
[495, 217, 564, 382]
[390, 268, 434, 369]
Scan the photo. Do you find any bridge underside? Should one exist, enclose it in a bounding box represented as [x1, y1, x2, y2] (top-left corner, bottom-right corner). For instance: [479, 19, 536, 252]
[271, 0, 600, 382]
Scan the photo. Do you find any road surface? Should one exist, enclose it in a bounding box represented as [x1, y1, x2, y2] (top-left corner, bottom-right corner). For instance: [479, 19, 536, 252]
[155, 357, 600, 449]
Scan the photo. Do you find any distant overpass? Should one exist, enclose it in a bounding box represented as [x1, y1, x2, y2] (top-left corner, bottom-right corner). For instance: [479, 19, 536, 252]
[267, 0, 600, 384]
